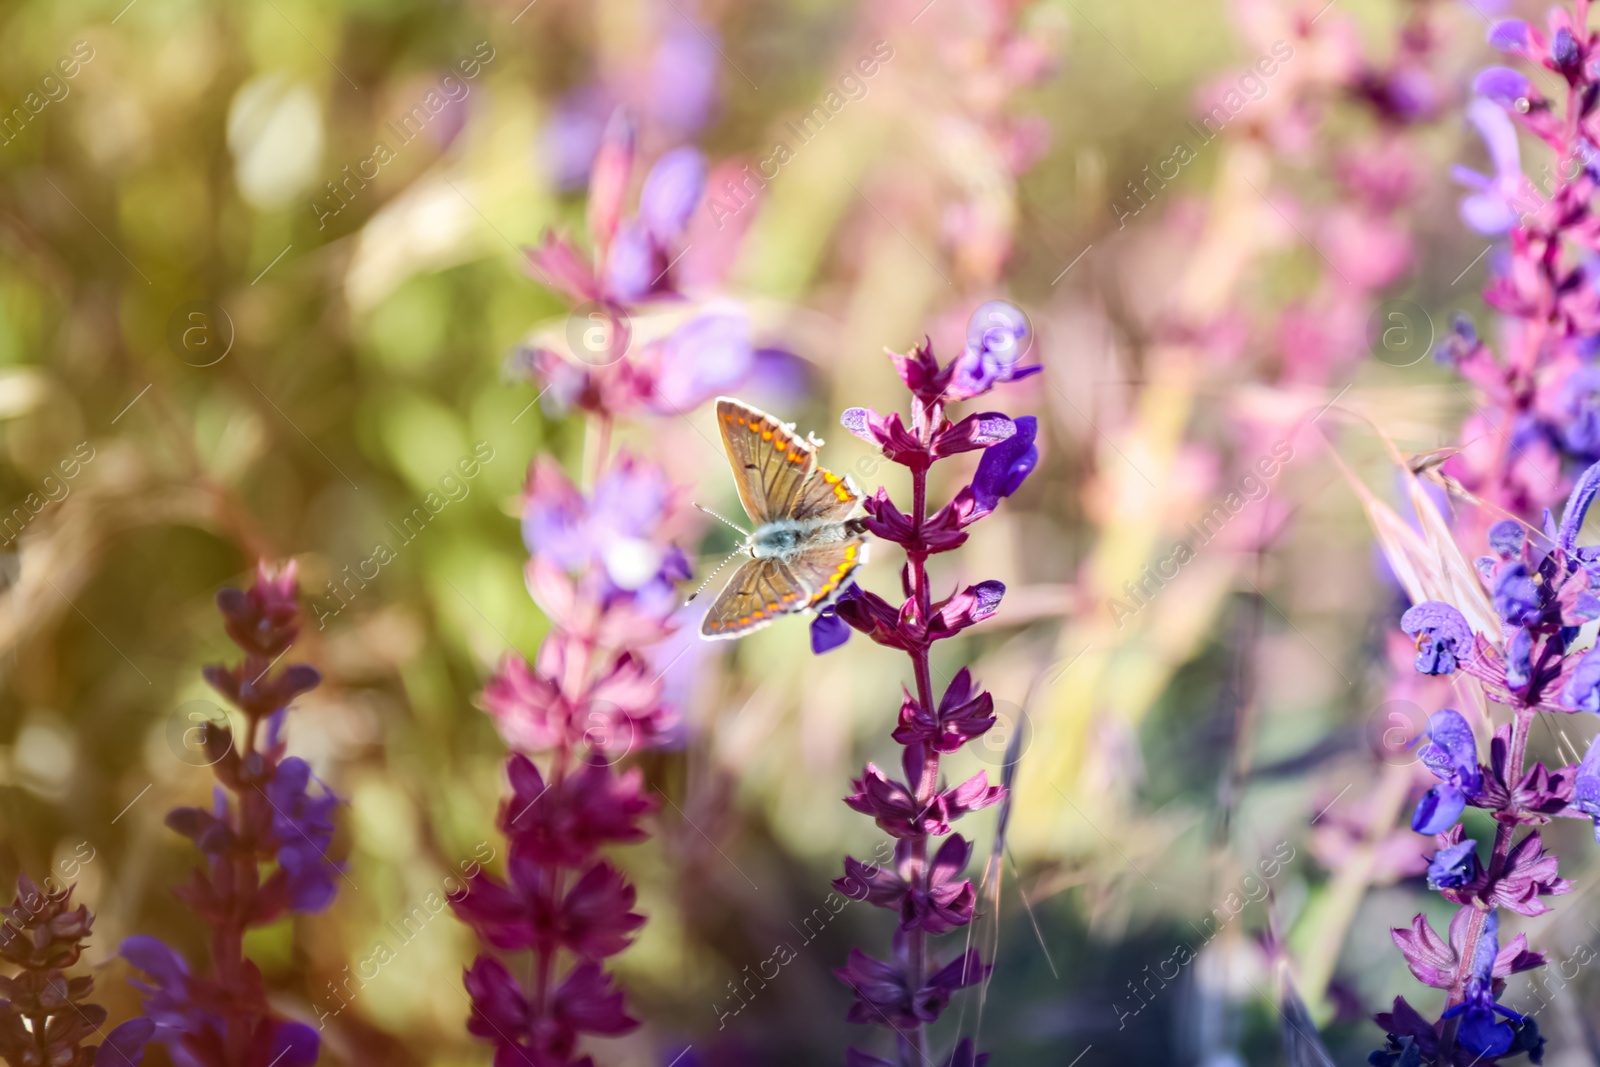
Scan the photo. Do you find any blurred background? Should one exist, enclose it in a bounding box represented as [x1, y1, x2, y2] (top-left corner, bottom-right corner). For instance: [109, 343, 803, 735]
[3, 0, 1597, 1063]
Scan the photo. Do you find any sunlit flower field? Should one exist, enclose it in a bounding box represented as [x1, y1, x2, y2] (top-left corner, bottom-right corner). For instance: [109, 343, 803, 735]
[6, 0, 1600, 1065]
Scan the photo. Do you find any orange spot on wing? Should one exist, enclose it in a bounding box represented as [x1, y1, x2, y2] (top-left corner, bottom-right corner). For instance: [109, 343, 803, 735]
[739, 616, 752, 626]
[762, 430, 774, 441]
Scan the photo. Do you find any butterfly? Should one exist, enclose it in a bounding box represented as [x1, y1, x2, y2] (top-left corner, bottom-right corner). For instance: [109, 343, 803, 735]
[697, 397, 869, 640]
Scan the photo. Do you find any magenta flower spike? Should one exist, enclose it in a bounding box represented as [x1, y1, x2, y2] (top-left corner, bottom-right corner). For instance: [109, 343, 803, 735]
[824, 312, 1037, 1066]
[452, 453, 683, 1065]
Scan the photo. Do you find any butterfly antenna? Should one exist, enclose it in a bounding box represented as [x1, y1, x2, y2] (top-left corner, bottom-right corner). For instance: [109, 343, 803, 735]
[685, 546, 745, 604]
[692, 502, 751, 536]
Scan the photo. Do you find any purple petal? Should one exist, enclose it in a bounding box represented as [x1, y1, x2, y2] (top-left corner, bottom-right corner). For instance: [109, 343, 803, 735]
[972, 415, 1039, 511]
[1412, 784, 1467, 834]
[652, 311, 752, 411]
[1474, 67, 1533, 108]
[1488, 520, 1524, 558]
[1559, 459, 1600, 550]
[640, 146, 707, 243]
[99, 1018, 156, 1065]
[1449, 164, 1493, 192]
[267, 1021, 320, 1067]
[1460, 193, 1518, 236]
[1487, 19, 1531, 52]
[1562, 646, 1600, 712]
[648, 24, 720, 133]
[1466, 97, 1522, 181]
[603, 220, 658, 304]
[811, 610, 852, 655]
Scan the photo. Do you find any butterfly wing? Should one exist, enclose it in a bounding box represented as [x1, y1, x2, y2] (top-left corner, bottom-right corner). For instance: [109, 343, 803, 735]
[700, 557, 809, 639]
[716, 398, 816, 526]
[791, 463, 863, 523]
[789, 540, 868, 608]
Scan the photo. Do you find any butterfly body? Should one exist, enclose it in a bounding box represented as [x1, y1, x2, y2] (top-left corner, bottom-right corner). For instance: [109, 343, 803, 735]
[700, 398, 869, 640]
[749, 517, 865, 559]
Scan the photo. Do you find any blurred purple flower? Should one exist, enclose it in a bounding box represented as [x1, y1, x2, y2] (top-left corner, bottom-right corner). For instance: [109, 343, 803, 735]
[263, 757, 341, 914]
[1454, 98, 1525, 234]
[646, 309, 753, 413]
[648, 23, 720, 133]
[522, 455, 690, 611]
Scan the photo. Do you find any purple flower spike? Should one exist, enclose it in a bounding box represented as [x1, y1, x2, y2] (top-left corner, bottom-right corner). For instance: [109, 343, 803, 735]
[1400, 601, 1475, 675]
[1474, 67, 1535, 108]
[832, 315, 1024, 1062]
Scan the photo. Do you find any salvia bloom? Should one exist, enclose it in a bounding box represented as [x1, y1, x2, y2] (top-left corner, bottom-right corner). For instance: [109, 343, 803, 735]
[0, 877, 154, 1067]
[822, 312, 1037, 1067]
[516, 109, 752, 421]
[120, 562, 330, 1067]
[1370, 464, 1600, 1063]
[1438, 1, 1600, 533]
[453, 445, 681, 1066]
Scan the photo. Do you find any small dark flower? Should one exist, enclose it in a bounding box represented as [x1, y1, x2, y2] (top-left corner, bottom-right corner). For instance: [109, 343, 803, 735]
[840, 407, 928, 468]
[1551, 27, 1580, 70]
[1486, 830, 1572, 916]
[811, 594, 856, 654]
[834, 944, 989, 1028]
[216, 562, 303, 658]
[892, 668, 996, 752]
[1412, 709, 1483, 834]
[834, 836, 976, 934]
[498, 754, 655, 865]
[1369, 996, 1439, 1066]
[1427, 838, 1481, 889]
